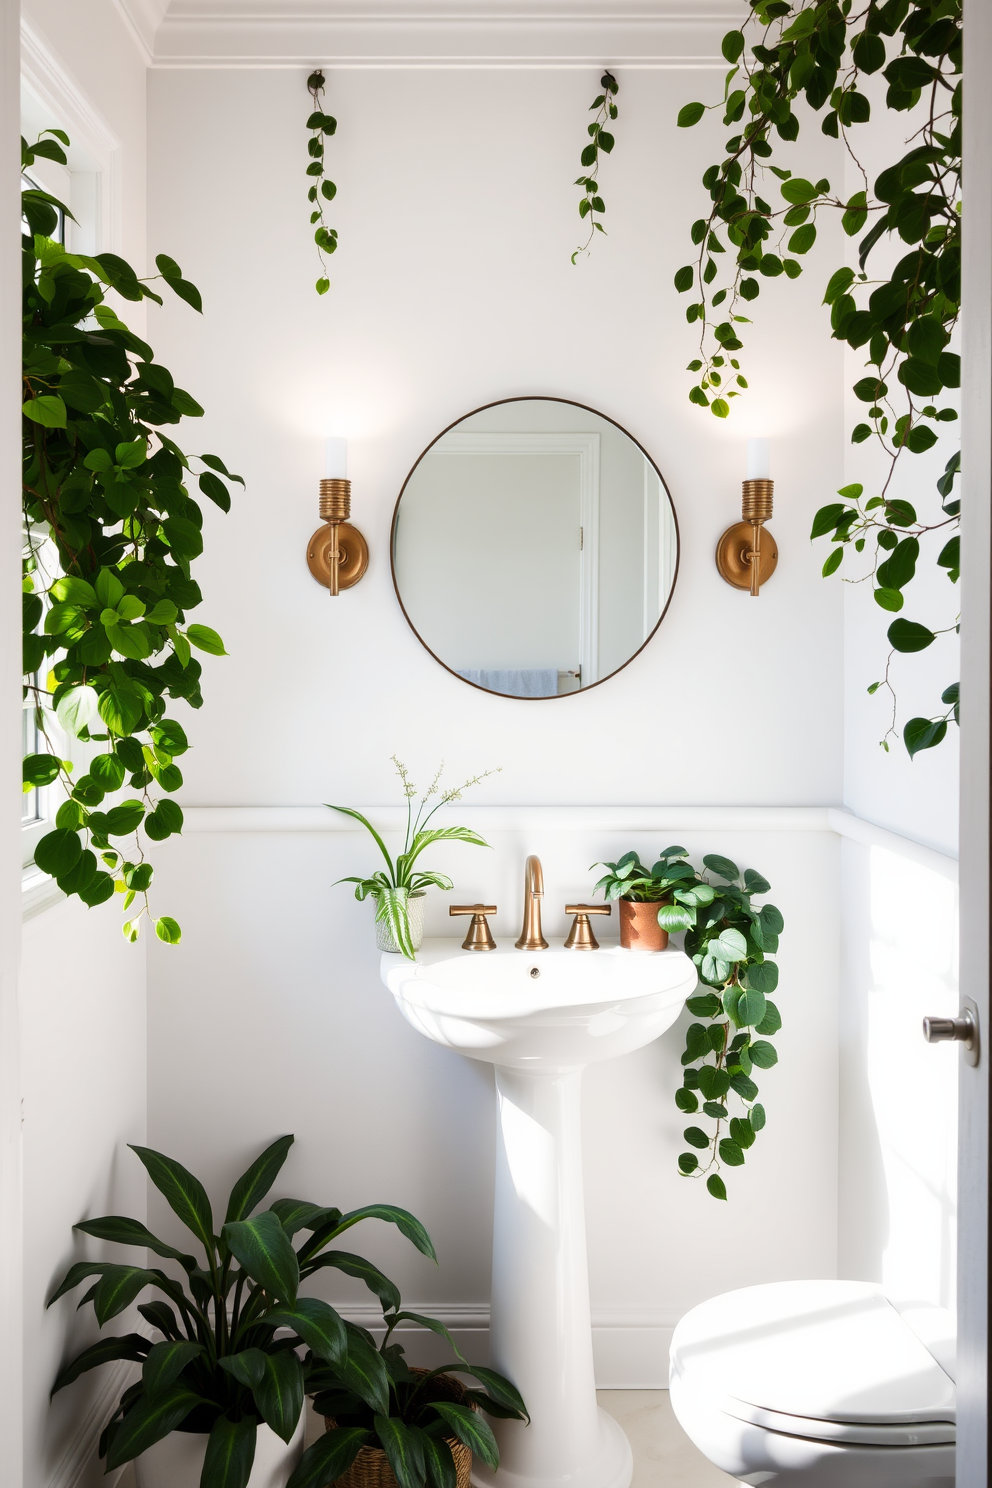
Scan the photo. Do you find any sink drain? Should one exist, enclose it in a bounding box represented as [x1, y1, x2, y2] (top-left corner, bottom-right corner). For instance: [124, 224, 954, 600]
[529, 966, 541, 979]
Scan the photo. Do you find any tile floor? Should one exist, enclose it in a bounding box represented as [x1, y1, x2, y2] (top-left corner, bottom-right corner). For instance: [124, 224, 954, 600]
[115, 1391, 733, 1486]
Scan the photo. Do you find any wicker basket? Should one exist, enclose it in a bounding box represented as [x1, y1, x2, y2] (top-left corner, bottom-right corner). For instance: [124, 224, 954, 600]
[324, 1370, 474, 1488]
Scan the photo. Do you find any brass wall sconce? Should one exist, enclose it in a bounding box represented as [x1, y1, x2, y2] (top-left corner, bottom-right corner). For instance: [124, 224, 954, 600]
[715, 438, 778, 597]
[307, 438, 369, 596]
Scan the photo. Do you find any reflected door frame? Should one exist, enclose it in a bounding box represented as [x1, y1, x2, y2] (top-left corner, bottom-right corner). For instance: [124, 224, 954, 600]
[442, 431, 601, 686]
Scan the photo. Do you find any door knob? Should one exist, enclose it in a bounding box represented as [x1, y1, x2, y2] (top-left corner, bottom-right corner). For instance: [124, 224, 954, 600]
[923, 1000, 980, 1067]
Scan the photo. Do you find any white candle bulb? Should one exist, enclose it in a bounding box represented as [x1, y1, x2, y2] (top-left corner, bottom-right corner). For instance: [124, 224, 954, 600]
[324, 437, 348, 480]
[746, 438, 771, 480]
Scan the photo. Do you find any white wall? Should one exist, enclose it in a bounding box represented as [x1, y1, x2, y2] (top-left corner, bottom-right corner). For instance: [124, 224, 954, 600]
[15, 8, 150, 1486]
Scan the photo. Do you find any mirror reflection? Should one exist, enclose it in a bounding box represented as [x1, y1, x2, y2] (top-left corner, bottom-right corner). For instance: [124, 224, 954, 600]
[391, 398, 679, 698]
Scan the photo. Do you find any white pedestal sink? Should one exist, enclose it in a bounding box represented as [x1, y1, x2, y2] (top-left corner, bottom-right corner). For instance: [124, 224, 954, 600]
[381, 940, 697, 1488]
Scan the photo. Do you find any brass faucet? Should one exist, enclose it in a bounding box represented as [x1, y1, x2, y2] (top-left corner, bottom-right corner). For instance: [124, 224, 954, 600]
[515, 854, 549, 950]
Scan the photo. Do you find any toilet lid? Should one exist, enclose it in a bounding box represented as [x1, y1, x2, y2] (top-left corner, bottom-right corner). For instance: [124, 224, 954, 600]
[670, 1280, 956, 1447]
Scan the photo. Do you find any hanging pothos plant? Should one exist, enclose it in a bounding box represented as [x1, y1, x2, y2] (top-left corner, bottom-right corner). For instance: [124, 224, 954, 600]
[21, 131, 242, 944]
[571, 70, 619, 263]
[305, 69, 339, 294]
[673, 0, 961, 758]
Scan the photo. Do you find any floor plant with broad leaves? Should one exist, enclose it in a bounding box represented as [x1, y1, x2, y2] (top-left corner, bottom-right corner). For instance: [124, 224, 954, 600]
[22, 130, 242, 943]
[672, 0, 961, 757]
[302, 1301, 528, 1488]
[329, 757, 500, 959]
[47, 1135, 517, 1488]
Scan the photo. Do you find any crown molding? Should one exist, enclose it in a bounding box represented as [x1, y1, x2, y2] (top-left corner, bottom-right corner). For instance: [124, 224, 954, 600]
[116, 0, 747, 66]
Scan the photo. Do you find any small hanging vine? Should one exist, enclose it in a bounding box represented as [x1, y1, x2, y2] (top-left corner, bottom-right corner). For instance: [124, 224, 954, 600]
[571, 71, 619, 263]
[671, 0, 961, 759]
[306, 69, 339, 295]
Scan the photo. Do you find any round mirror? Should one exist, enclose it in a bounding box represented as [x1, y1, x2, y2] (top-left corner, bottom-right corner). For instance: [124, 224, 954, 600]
[390, 397, 679, 699]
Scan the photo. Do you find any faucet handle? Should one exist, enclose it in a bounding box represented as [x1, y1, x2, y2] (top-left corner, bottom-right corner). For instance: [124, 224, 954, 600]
[450, 904, 497, 951]
[564, 903, 611, 951]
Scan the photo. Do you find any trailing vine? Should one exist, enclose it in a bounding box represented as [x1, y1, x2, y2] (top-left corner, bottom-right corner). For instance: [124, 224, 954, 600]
[21, 131, 242, 944]
[676, 852, 784, 1200]
[306, 69, 339, 295]
[673, 0, 961, 757]
[571, 71, 619, 263]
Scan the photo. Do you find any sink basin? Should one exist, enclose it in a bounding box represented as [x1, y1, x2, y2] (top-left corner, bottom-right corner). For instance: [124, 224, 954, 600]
[381, 939, 697, 1488]
[382, 939, 696, 1070]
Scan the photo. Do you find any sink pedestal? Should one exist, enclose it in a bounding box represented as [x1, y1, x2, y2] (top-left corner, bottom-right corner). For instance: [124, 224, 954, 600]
[473, 1066, 632, 1488]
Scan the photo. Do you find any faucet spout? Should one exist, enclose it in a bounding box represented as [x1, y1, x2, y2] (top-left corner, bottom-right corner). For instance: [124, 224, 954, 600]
[516, 854, 549, 950]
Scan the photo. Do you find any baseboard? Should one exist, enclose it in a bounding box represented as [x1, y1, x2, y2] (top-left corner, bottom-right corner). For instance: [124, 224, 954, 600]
[339, 1304, 675, 1390]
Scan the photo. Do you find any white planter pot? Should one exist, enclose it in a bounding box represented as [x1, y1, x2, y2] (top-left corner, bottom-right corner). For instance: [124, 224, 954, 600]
[375, 891, 425, 953]
[134, 1416, 305, 1488]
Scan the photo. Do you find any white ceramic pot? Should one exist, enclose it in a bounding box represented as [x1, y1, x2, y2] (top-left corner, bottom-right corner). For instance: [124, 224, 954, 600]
[134, 1416, 305, 1488]
[375, 891, 425, 953]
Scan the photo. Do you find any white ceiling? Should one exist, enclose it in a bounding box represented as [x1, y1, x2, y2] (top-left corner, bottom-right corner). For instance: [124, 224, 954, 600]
[114, 0, 744, 66]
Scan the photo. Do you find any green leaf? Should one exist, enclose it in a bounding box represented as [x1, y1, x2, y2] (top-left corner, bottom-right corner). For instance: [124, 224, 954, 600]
[128, 1145, 215, 1256]
[308, 1251, 400, 1313]
[222, 1210, 299, 1303]
[874, 588, 904, 613]
[201, 1415, 257, 1488]
[23, 754, 62, 788]
[904, 716, 948, 757]
[674, 265, 694, 292]
[432, 1403, 500, 1470]
[678, 1153, 699, 1174]
[225, 1134, 295, 1223]
[51, 1334, 151, 1396]
[23, 394, 67, 427]
[675, 1087, 699, 1114]
[373, 1417, 426, 1488]
[887, 619, 935, 653]
[145, 800, 184, 841]
[423, 1438, 457, 1488]
[261, 1297, 347, 1364]
[186, 623, 227, 655]
[749, 1039, 778, 1069]
[34, 828, 81, 877]
[335, 1330, 391, 1414]
[677, 102, 705, 127]
[104, 1385, 201, 1469]
[685, 994, 722, 1018]
[683, 1126, 710, 1150]
[143, 1340, 205, 1400]
[74, 1214, 196, 1267]
[466, 1366, 529, 1421]
[718, 1138, 745, 1166]
[287, 1430, 371, 1488]
[822, 547, 843, 577]
[705, 1174, 727, 1200]
[755, 1001, 782, 1036]
[155, 917, 182, 945]
[721, 29, 745, 61]
[736, 987, 766, 1027]
[255, 1349, 305, 1443]
[702, 854, 739, 881]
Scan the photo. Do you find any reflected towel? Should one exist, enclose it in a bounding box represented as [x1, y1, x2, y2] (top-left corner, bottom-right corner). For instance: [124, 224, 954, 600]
[458, 668, 558, 698]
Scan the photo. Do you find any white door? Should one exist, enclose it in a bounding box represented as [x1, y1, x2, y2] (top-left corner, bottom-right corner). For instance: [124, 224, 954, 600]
[953, 4, 989, 1478]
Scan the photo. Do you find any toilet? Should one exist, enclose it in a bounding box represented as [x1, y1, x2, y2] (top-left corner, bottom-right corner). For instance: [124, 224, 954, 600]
[669, 1279, 955, 1487]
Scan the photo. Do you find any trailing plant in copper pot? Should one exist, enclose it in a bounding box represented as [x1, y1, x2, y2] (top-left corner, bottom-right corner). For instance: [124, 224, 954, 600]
[590, 847, 714, 951]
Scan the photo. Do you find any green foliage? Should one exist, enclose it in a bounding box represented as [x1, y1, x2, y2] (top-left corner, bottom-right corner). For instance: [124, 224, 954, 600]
[594, 848, 783, 1198]
[571, 71, 619, 263]
[674, 2, 961, 756]
[329, 758, 499, 959]
[302, 1316, 526, 1488]
[305, 71, 339, 294]
[21, 133, 241, 941]
[48, 1137, 523, 1487]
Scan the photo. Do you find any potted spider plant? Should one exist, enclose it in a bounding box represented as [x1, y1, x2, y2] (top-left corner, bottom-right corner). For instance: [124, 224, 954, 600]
[300, 1294, 528, 1488]
[47, 1135, 442, 1488]
[590, 846, 716, 951]
[329, 758, 498, 958]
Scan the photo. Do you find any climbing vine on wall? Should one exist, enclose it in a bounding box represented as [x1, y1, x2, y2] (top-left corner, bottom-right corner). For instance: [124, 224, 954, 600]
[673, 0, 961, 758]
[306, 69, 339, 294]
[21, 131, 242, 943]
[571, 71, 619, 263]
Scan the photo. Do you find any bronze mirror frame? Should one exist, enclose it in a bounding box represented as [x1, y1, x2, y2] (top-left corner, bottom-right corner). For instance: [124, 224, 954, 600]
[389, 395, 681, 700]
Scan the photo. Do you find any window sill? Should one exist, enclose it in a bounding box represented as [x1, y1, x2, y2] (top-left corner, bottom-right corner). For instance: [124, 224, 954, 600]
[22, 865, 63, 921]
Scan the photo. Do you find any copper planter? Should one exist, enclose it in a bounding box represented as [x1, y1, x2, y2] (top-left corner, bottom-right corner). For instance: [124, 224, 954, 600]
[618, 898, 669, 952]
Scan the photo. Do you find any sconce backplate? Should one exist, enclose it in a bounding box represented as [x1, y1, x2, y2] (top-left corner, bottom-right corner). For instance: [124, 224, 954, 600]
[307, 522, 369, 591]
[716, 521, 778, 591]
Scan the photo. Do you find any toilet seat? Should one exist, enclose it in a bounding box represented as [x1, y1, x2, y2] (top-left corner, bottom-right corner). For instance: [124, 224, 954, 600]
[670, 1280, 956, 1449]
